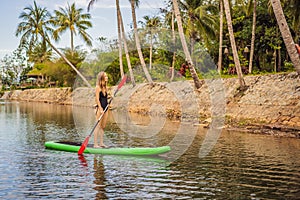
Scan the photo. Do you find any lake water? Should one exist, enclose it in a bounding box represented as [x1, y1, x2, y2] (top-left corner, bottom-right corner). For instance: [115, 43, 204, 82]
[0, 101, 299, 199]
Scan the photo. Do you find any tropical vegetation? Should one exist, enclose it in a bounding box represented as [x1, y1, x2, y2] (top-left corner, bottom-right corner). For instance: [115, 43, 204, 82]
[0, 0, 299, 90]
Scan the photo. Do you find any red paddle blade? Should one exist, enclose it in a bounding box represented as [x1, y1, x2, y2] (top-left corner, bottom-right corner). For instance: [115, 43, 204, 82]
[114, 75, 127, 96]
[117, 75, 127, 90]
[78, 136, 90, 155]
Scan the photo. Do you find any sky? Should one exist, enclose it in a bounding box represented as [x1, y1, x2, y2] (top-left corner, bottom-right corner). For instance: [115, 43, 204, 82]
[0, 0, 166, 60]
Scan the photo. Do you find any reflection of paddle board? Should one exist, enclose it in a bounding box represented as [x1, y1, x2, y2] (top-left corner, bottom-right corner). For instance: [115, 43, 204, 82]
[45, 141, 171, 156]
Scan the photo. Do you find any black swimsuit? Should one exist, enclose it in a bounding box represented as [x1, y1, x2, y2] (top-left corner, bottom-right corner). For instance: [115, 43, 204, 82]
[99, 91, 108, 111]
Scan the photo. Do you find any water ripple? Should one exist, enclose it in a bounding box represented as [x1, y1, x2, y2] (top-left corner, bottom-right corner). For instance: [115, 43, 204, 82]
[0, 102, 299, 199]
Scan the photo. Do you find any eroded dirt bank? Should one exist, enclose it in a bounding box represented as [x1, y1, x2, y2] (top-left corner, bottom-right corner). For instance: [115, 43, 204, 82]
[2, 72, 300, 137]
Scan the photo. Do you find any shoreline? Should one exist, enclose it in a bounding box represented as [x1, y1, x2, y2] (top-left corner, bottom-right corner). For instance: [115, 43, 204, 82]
[1, 72, 300, 138]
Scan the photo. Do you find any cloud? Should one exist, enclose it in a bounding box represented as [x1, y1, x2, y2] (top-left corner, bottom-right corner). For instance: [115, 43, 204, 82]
[92, 15, 110, 21]
[138, 1, 166, 10]
[32, 0, 165, 12]
[89, 0, 162, 9]
[85, 0, 115, 9]
[0, 49, 12, 53]
[37, 0, 86, 10]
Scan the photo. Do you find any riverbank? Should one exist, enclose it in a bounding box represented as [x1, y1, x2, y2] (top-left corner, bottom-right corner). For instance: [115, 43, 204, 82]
[2, 72, 300, 137]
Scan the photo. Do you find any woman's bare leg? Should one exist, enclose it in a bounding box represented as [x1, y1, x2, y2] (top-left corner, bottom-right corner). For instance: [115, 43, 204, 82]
[99, 127, 104, 147]
[94, 110, 101, 148]
[94, 125, 100, 148]
[99, 112, 108, 147]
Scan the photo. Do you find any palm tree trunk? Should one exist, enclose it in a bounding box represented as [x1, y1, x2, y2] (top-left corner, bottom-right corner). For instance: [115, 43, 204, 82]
[270, 0, 300, 74]
[170, 8, 176, 82]
[188, 11, 195, 55]
[171, 52, 176, 81]
[278, 47, 281, 71]
[116, 0, 124, 78]
[172, 0, 202, 89]
[190, 36, 195, 56]
[248, 0, 256, 74]
[149, 33, 153, 71]
[217, 0, 224, 73]
[119, 5, 136, 86]
[130, 0, 153, 84]
[223, 0, 246, 88]
[70, 30, 74, 55]
[274, 50, 277, 72]
[45, 37, 91, 88]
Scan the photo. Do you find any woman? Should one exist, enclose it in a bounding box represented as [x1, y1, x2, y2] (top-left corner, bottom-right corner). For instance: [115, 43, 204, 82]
[94, 71, 109, 148]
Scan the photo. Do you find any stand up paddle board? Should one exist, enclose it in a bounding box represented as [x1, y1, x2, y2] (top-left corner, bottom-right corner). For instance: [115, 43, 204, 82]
[45, 141, 171, 156]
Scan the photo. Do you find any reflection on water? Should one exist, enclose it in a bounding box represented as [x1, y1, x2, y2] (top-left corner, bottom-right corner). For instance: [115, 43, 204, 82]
[0, 101, 299, 199]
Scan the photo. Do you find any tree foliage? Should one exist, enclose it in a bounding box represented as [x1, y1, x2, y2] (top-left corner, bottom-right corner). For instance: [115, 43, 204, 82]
[0, 45, 31, 87]
[3, 0, 299, 90]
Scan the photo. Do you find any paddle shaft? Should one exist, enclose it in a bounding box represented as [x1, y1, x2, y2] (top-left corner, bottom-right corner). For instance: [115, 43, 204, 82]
[87, 97, 112, 138]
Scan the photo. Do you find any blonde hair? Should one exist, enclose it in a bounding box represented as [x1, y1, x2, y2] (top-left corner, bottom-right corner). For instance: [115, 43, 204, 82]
[96, 71, 107, 95]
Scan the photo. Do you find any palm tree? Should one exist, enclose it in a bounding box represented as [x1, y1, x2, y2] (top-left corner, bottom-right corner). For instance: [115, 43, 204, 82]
[170, 7, 176, 82]
[223, 0, 246, 88]
[249, 0, 257, 74]
[180, 0, 218, 53]
[52, 3, 93, 54]
[270, 0, 300, 74]
[116, 0, 124, 78]
[234, 0, 256, 74]
[88, 0, 136, 86]
[88, 0, 125, 78]
[29, 42, 52, 63]
[130, 0, 153, 84]
[141, 15, 161, 71]
[16, 1, 91, 87]
[217, 0, 224, 73]
[118, 6, 136, 86]
[284, 0, 300, 42]
[160, 4, 177, 81]
[172, 0, 202, 89]
[16, 1, 51, 53]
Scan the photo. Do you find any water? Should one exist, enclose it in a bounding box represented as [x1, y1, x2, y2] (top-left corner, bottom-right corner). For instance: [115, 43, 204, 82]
[0, 101, 299, 199]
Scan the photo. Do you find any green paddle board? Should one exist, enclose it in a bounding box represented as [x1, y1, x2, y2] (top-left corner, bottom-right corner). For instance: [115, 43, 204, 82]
[45, 141, 171, 156]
